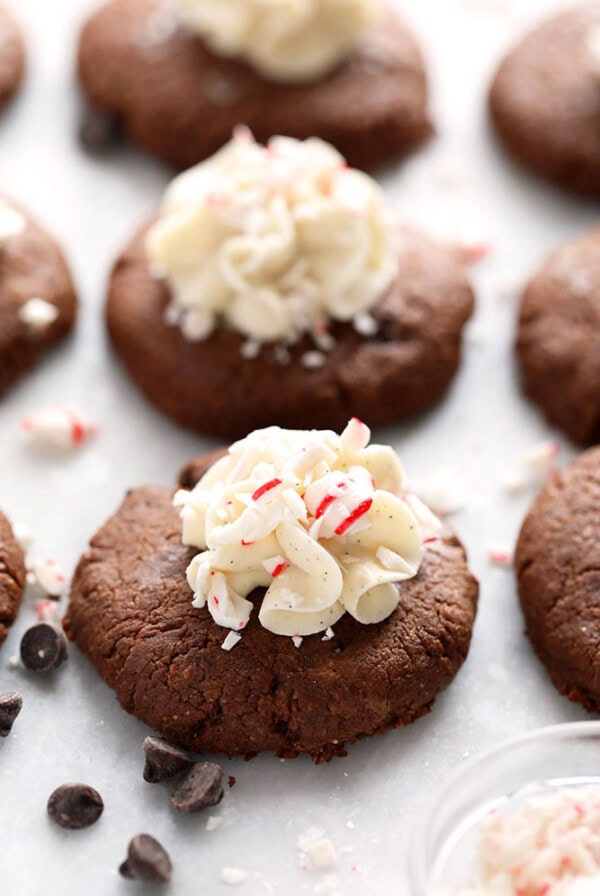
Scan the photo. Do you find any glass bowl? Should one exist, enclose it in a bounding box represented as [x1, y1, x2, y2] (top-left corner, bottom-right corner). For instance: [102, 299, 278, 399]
[408, 721, 600, 895]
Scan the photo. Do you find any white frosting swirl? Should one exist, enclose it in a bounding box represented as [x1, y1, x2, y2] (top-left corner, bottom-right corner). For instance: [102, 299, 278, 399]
[146, 130, 395, 346]
[172, 0, 376, 83]
[174, 419, 430, 637]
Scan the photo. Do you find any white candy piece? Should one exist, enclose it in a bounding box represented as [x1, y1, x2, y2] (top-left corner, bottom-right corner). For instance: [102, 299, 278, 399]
[220, 867, 248, 886]
[486, 545, 513, 567]
[221, 631, 242, 652]
[21, 405, 98, 449]
[18, 298, 59, 333]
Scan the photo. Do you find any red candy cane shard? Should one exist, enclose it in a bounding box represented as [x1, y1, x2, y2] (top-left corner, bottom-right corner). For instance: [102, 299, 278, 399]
[315, 494, 336, 519]
[251, 478, 283, 501]
[271, 562, 287, 578]
[335, 498, 373, 536]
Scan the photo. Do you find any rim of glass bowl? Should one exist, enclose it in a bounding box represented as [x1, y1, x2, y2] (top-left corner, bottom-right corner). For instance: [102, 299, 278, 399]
[407, 720, 600, 896]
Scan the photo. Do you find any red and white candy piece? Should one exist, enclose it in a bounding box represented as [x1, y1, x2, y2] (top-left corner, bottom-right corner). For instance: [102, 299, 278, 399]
[36, 599, 60, 624]
[487, 546, 513, 567]
[26, 558, 67, 599]
[457, 241, 492, 265]
[21, 405, 98, 449]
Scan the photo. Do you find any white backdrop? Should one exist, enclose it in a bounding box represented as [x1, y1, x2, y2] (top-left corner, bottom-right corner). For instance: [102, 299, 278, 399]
[0, 1, 597, 893]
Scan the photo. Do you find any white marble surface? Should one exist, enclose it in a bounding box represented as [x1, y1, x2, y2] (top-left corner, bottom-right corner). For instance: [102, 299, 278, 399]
[0, 1, 598, 894]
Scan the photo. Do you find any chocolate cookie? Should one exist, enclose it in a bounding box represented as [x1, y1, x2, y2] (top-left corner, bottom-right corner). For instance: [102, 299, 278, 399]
[0, 511, 25, 648]
[77, 0, 432, 171]
[516, 226, 600, 446]
[0, 5, 25, 110]
[64, 453, 478, 761]
[515, 447, 600, 712]
[489, 3, 600, 197]
[0, 200, 78, 398]
[107, 225, 474, 439]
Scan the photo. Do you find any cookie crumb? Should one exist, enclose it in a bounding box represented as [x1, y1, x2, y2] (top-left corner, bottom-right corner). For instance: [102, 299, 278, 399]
[222, 631, 242, 651]
[220, 867, 248, 885]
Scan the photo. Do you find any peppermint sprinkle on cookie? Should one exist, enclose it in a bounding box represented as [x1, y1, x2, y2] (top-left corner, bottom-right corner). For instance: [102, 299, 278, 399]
[18, 298, 59, 333]
[221, 632, 242, 652]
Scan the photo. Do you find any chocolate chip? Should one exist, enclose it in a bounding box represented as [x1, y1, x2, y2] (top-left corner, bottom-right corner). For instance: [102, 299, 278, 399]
[171, 762, 224, 813]
[78, 103, 122, 152]
[119, 834, 172, 883]
[47, 783, 104, 829]
[0, 692, 22, 737]
[143, 736, 195, 783]
[20, 623, 67, 672]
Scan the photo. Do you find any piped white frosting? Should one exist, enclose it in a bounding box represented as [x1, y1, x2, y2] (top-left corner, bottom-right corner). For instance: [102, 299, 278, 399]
[174, 419, 429, 637]
[172, 0, 376, 83]
[146, 130, 395, 348]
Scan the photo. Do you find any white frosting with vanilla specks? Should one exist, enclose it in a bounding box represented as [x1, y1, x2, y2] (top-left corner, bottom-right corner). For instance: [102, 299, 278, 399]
[146, 130, 395, 347]
[458, 785, 600, 896]
[172, 0, 376, 83]
[174, 419, 427, 637]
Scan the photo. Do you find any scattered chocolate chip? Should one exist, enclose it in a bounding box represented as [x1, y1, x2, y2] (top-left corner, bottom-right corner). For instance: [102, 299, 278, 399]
[228, 776, 236, 789]
[47, 783, 104, 829]
[143, 736, 195, 783]
[78, 103, 122, 152]
[0, 692, 22, 737]
[171, 762, 224, 813]
[20, 623, 67, 672]
[119, 834, 172, 883]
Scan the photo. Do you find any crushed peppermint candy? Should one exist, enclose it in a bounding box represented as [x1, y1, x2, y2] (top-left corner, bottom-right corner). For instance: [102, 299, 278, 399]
[301, 350, 326, 369]
[21, 405, 98, 450]
[26, 558, 67, 599]
[206, 815, 222, 832]
[18, 298, 59, 333]
[502, 440, 560, 494]
[322, 627, 335, 641]
[220, 867, 248, 886]
[298, 828, 338, 871]
[352, 310, 378, 337]
[457, 241, 492, 264]
[459, 785, 600, 895]
[176, 420, 426, 638]
[36, 600, 60, 624]
[486, 546, 513, 567]
[292, 635, 303, 648]
[221, 632, 242, 652]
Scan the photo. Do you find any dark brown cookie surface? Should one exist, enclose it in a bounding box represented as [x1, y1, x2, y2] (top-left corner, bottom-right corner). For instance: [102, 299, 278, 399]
[516, 226, 600, 446]
[515, 447, 600, 712]
[64, 461, 478, 761]
[77, 0, 432, 171]
[0, 5, 25, 110]
[489, 3, 600, 197]
[0, 511, 25, 648]
[0, 200, 78, 398]
[107, 224, 474, 439]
